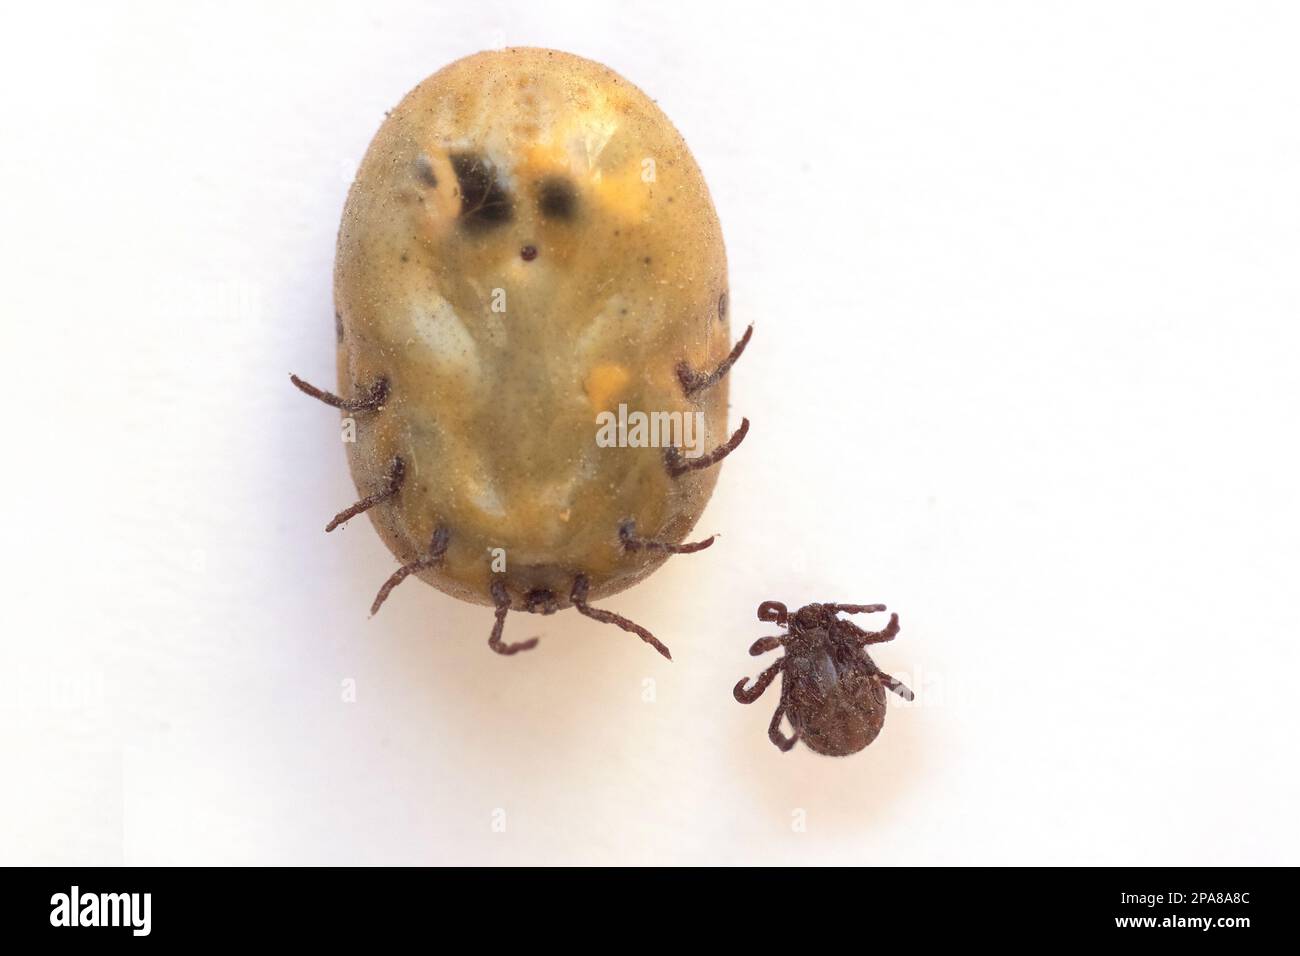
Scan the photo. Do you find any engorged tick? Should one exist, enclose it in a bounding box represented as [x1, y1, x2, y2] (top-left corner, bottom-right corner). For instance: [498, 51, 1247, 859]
[288, 48, 752, 661]
[734, 600, 913, 755]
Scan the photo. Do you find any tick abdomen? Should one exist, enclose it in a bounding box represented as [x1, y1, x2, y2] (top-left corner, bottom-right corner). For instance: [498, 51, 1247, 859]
[792, 657, 887, 757]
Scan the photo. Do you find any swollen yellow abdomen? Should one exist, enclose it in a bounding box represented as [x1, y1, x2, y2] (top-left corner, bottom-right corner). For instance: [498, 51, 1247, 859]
[315, 48, 749, 657]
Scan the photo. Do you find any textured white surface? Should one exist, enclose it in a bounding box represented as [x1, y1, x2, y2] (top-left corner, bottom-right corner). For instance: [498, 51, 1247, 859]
[2, 0, 1298, 865]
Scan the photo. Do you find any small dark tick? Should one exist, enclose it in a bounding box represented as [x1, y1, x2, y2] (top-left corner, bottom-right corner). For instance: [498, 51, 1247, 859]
[734, 600, 912, 756]
[520, 245, 538, 261]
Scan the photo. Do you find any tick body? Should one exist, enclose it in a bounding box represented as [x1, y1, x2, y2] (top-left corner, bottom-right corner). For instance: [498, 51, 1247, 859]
[291, 48, 750, 658]
[734, 601, 913, 755]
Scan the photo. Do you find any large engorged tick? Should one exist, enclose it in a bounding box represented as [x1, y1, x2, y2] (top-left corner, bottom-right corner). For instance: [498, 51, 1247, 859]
[290, 48, 752, 660]
[734, 600, 913, 755]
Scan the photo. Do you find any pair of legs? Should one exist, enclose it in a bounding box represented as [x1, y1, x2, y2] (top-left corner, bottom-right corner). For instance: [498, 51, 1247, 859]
[359, 525, 671, 658]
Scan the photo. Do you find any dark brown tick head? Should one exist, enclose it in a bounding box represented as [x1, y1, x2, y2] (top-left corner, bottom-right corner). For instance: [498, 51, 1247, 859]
[757, 600, 836, 638]
[790, 602, 835, 635]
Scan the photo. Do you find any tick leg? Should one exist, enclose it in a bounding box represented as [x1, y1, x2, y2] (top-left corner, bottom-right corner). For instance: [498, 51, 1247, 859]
[733, 660, 783, 703]
[325, 456, 405, 532]
[748, 636, 785, 656]
[849, 612, 900, 646]
[369, 525, 449, 616]
[664, 418, 750, 478]
[827, 603, 887, 615]
[874, 669, 915, 701]
[570, 574, 671, 660]
[676, 324, 754, 397]
[618, 519, 715, 555]
[768, 704, 798, 752]
[757, 601, 789, 625]
[290, 373, 389, 412]
[487, 580, 540, 656]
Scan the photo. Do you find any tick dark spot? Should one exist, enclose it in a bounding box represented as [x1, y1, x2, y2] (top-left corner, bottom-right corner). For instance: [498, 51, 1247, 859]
[334, 310, 343, 342]
[718, 291, 728, 322]
[451, 152, 513, 230]
[414, 154, 438, 188]
[520, 245, 538, 261]
[537, 175, 577, 219]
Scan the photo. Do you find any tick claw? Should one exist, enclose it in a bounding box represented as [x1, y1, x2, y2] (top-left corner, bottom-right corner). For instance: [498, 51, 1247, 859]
[619, 519, 715, 554]
[326, 456, 405, 532]
[291, 373, 388, 412]
[677, 323, 754, 396]
[664, 418, 749, 478]
[488, 580, 542, 656]
[571, 574, 672, 659]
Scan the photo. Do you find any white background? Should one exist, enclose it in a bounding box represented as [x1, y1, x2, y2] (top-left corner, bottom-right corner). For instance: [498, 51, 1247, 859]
[2, 0, 1297, 865]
